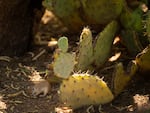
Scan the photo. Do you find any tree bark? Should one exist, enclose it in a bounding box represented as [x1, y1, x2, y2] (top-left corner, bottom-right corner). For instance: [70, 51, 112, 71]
[0, 0, 42, 56]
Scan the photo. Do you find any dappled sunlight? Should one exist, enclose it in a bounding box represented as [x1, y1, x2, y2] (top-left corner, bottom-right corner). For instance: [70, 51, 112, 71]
[113, 36, 120, 45]
[108, 36, 122, 62]
[0, 95, 7, 110]
[41, 10, 55, 24]
[55, 106, 73, 113]
[48, 40, 57, 47]
[109, 52, 121, 62]
[34, 9, 67, 46]
[133, 94, 150, 111]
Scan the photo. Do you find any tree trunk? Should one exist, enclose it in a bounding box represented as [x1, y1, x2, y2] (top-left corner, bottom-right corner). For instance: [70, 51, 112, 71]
[0, 0, 43, 56]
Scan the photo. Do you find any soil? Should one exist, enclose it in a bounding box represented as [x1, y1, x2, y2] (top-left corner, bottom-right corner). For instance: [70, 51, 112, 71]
[0, 10, 150, 113]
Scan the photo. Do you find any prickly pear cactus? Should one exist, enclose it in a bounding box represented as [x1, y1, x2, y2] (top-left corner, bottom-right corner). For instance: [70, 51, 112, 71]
[76, 28, 94, 71]
[53, 53, 75, 79]
[93, 21, 118, 67]
[136, 45, 150, 71]
[121, 30, 143, 56]
[42, 0, 85, 32]
[43, 0, 123, 32]
[53, 37, 75, 79]
[120, 3, 148, 56]
[76, 21, 118, 70]
[59, 73, 114, 109]
[120, 3, 143, 32]
[112, 61, 138, 96]
[81, 0, 123, 25]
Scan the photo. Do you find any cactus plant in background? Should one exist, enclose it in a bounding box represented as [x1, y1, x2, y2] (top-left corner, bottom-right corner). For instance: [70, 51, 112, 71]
[42, 0, 123, 32]
[59, 73, 114, 109]
[81, 0, 123, 25]
[121, 30, 143, 56]
[120, 2, 147, 56]
[42, 0, 85, 32]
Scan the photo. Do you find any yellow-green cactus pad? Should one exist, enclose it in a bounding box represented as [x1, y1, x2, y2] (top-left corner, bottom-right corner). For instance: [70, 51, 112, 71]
[112, 62, 138, 96]
[59, 73, 114, 109]
[53, 53, 75, 79]
[76, 28, 94, 71]
[136, 45, 150, 71]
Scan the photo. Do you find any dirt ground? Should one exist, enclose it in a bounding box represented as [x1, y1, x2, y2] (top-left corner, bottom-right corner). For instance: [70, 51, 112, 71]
[0, 10, 150, 113]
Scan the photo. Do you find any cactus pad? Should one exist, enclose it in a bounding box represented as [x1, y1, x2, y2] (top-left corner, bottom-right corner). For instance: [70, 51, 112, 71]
[121, 30, 143, 56]
[76, 28, 94, 71]
[93, 21, 118, 67]
[58, 36, 68, 53]
[59, 73, 114, 109]
[112, 61, 138, 96]
[43, 0, 123, 32]
[81, 0, 123, 25]
[136, 45, 150, 71]
[53, 53, 75, 79]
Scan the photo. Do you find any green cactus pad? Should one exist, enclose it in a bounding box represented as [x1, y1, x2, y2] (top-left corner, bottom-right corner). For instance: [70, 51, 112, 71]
[76, 28, 94, 71]
[59, 73, 114, 109]
[93, 21, 118, 67]
[121, 30, 143, 56]
[58, 37, 68, 53]
[53, 53, 75, 79]
[81, 0, 123, 25]
[120, 2, 143, 31]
